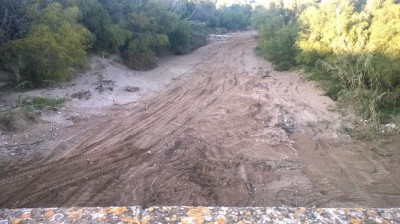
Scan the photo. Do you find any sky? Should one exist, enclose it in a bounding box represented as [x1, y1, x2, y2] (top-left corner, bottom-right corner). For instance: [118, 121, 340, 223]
[215, 0, 293, 7]
[216, 0, 264, 7]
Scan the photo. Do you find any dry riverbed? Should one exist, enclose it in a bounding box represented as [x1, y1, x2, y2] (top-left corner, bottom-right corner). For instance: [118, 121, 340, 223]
[0, 32, 399, 209]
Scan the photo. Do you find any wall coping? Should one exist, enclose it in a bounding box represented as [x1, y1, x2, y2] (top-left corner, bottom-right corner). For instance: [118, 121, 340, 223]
[1, 206, 399, 223]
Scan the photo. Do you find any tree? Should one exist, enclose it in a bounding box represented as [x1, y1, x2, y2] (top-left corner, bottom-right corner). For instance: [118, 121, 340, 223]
[0, 0, 31, 43]
[255, 4, 298, 70]
[169, 19, 191, 54]
[220, 4, 252, 30]
[366, 0, 400, 58]
[77, 0, 132, 53]
[365, 0, 400, 93]
[296, 0, 372, 64]
[112, 0, 180, 70]
[2, 2, 92, 84]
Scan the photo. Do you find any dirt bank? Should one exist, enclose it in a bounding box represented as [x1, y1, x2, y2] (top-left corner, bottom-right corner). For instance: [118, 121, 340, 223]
[0, 32, 399, 208]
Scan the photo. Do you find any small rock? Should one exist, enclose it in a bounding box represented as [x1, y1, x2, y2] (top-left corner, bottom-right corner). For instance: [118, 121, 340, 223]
[96, 86, 104, 93]
[370, 146, 392, 157]
[262, 74, 270, 79]
[71, 91, 91, 100]
[383, 123, 397, 134]
[385, 123, 396, 129]
[125, 86, 140, 92]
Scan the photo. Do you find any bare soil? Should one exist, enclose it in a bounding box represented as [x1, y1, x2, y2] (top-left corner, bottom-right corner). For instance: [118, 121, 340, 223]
[0, 32, 399, 208]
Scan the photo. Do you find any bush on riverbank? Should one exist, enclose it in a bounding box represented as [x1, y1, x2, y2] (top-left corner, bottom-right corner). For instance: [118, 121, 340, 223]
[253, 0, 400, 128]
[0, 0, 252, 84]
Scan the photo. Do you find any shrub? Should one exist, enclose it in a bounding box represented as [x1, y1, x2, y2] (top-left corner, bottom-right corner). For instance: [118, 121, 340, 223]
[31, 97, 66, 107]
[123, 50, 157, 71]
[169, 20, 191, 54]
[219, 4, 251, 30]
[0, 112, 15, 132]
[123, 37, 158, 70]
[317, 54, 400, 127]
[256, 6, 298, 70]
[1, 3, 92, 85]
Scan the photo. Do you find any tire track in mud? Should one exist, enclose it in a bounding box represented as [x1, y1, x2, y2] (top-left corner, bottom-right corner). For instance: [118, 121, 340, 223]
[2, 146, 148, 207]
[316, 140, 374, 207]
[355, 143, 400, 192]
[0, 36, 252, 207]
[69, 53, 237, 154]
[74, 40, 246, 152]
[255, 68, 380, 206]
[0, 143, 135, 185]
[314, 138, 400, 207]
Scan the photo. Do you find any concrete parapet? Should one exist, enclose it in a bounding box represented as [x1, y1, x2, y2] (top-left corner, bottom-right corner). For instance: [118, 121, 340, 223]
[1, 206, 399, 223]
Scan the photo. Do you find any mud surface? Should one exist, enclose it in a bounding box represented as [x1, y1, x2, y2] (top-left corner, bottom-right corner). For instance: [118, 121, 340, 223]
[1, 32, 399, 208]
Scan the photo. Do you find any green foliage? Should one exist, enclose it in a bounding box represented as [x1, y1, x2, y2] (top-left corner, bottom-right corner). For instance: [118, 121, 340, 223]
[19, 96, 66, 120]
[179, 0, 197, 20]
[1, 0, 254, 80]
[188, 1, 251, 30]
[219, 4, 252, 30]
[1, 2, 92, 85]
[251, 5, 269, 30]
[123, 49, 157, 71]
[254, 0, 400, 127]
[0, 0, 31, 43]
[317, 53, 400, 127]
[123, 36, 158, 70]
[297, 0, 400, 127]
[92, 0, 181, 69]
[77, 0, 132, 52]
[296, 0, 370, 65]
[31, 96, 66, 107]
[255, 5, 298, 70]
[366, 0, 400, 58]
[192, 1, 220, 28]
[307, 67, 343, 100]
[102, 24, 132, 52]
[169, 20, 191, 54]
[0, 111, 14, 132]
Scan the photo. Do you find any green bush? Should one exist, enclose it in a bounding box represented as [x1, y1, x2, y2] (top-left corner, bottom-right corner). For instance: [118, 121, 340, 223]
[251, 6, 269, 30]
[255, 6, 298, 70]
[191, 1, 220, 26]
[254, 0, 400, 127]
[77, 0, 132, 53]
[1, 0, 256, 80]
[169, 20, 191, 54]
[123, 50, 157, 71]
[2, 3, 92, 85]
[31, 97, 66, 107]
[219, 4, 251, 30]
[14, 96, 65, 122]
[317, 53, 400, 127]
[0, 112, 15, 132]
[123, 36, 158, 70]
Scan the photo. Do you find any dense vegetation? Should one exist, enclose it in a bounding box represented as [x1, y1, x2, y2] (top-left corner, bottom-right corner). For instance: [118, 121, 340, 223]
[3, 0, 398, 129]
[253, 0, 400, 128]
[0, 0, 252, 85]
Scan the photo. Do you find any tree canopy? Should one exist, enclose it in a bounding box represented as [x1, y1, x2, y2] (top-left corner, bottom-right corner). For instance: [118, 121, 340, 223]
[0, 0, 252, 85]
[253, 0, 400, 126]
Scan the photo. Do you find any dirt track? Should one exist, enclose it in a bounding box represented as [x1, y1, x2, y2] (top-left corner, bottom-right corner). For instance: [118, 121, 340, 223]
[1, 32, 400, 208]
